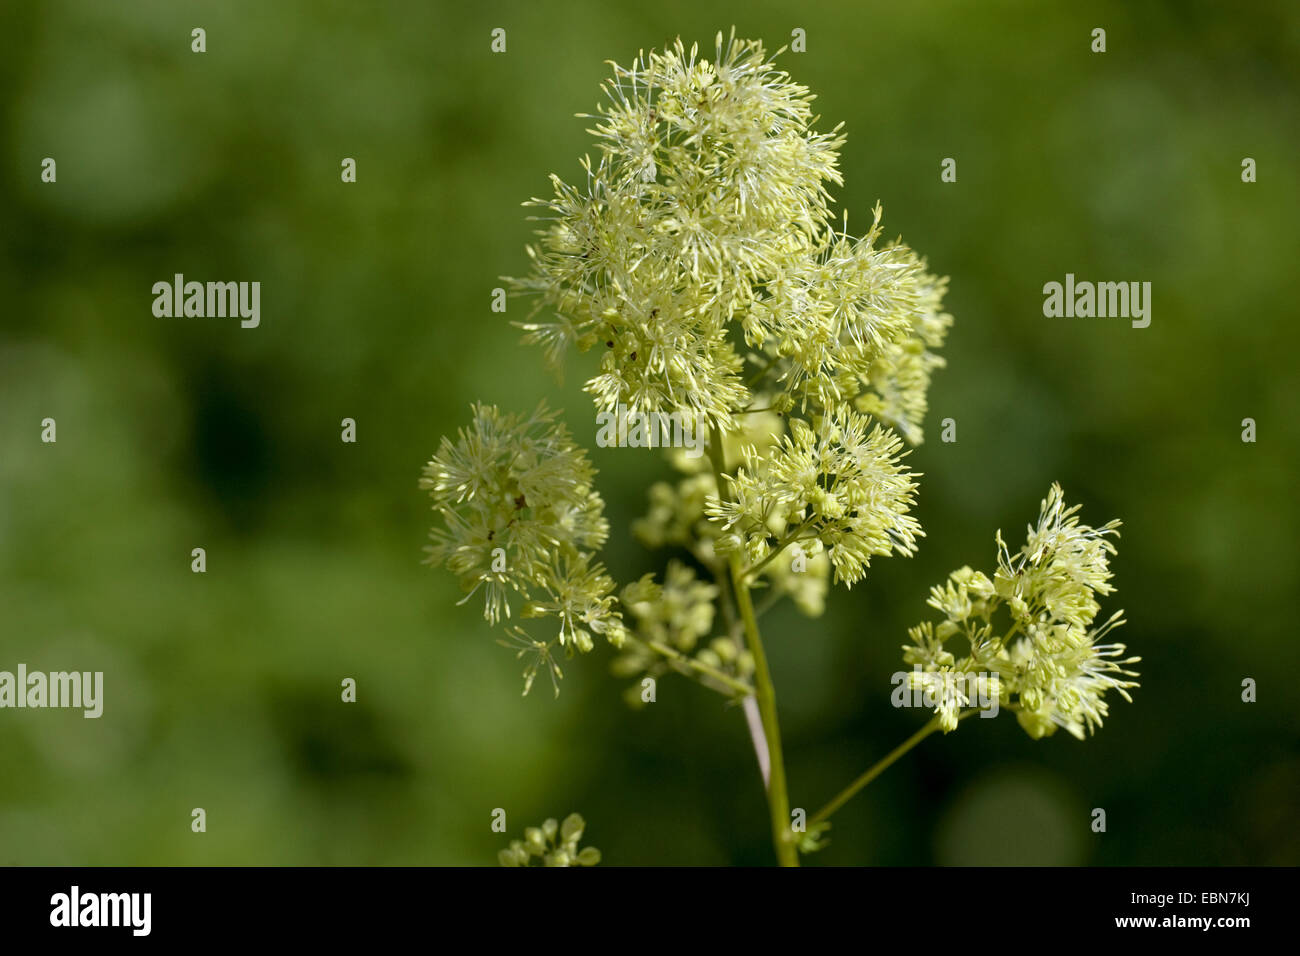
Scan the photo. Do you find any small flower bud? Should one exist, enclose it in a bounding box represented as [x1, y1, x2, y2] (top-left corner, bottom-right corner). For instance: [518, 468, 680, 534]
[524, 827, 546, 854]
[560, 813, 585, 842]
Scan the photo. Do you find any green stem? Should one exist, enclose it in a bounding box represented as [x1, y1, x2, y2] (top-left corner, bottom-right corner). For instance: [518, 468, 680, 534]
[708, 429, 799, 868]
[644, 639, 753, 698]
[732, 560, 799, 867]
[810, 710, 976, 826]
[742, 520, 815, 579]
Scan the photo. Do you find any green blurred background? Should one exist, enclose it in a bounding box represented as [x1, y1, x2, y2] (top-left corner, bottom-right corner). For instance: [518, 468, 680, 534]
[2, 0, 1297, 865]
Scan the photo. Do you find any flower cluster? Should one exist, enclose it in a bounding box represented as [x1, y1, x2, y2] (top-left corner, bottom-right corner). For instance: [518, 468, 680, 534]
[507, 32, 950, 439]
[706, 405, 922, 587]
[902, 484, 1140, 738]
[633, 406, 831, 594]
[617, 408, 834, 698]
[612, 561, 755, 703]
[421, 403, 626, 694]
[742, 205, 953, 442]
[631, 404, 784, 564]
[499, 813, 601, 867]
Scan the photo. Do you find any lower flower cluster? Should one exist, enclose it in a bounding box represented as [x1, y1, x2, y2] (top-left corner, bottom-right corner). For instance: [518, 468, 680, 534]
[498, 814, 601, 868]
[902, 484, 1140, 739]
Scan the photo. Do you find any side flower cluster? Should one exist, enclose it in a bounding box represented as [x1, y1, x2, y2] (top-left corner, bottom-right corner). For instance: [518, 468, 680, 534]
[612, 561, 756, 704]
[706, 405, 922, 587]
[499, 813, 601, 867]
[902, 484, 1140, 738]
[421, 403, 626, 695]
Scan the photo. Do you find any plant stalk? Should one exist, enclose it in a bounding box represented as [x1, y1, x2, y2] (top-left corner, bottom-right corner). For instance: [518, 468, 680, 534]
[732, 559, 799, 867]
[644, 639, 754, 698]
[709, 428, 799, 867]
[810, 710, 977, 826]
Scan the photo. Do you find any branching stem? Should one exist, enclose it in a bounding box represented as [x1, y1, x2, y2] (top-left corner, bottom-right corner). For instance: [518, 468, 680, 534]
[709, 433, 799, 867]
[644, 639, 754, 698]
[809, 710, 978, 827]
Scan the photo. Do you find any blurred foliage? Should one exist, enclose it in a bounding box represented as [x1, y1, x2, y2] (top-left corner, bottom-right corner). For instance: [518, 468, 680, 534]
[1, 0, 1297, 865]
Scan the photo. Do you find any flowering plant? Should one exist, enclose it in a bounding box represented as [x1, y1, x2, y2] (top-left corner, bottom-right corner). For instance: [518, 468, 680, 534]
[421, 32, 1139, 866]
